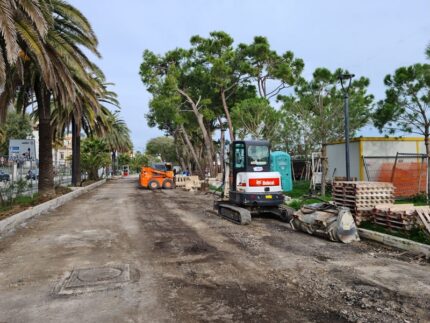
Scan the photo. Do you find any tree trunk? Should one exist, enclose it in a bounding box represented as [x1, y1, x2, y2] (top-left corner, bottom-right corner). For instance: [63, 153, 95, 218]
[180, 125, 203, 176]
[173, 130, 187, 171]
[177, 89, 216, 176]
[220, 128, 225, 175]
[35, 81, 55, 197]
[221, 89, 235, 142]
[321, 144, 328, 197]
[0, 89, 12, 124]
[111, 151, 116, 176]
[196, 113, 215, 176]
[71, 117, 81, 186]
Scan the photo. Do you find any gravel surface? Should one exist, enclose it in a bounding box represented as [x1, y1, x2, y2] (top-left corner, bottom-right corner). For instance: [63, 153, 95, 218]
[0, 177, 429, 322]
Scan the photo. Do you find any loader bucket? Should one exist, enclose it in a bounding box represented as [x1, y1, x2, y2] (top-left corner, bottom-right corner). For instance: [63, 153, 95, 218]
[290, 204, 360, 243]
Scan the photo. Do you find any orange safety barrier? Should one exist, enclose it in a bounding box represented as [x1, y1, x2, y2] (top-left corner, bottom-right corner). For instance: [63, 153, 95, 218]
[377, 162, 427, 197]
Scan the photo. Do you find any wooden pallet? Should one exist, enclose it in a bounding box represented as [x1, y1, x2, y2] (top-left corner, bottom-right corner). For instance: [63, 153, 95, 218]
[332, 182, 395, 225]
[415, 207, 430, 235]
[372, 204, 420, 231]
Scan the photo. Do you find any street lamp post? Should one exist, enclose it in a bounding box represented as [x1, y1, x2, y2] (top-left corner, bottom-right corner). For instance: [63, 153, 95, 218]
[339, 73, 355, 181]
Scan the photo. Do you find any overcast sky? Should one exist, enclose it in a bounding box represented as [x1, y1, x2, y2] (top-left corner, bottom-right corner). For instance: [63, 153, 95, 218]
[69, 0, 430, 152]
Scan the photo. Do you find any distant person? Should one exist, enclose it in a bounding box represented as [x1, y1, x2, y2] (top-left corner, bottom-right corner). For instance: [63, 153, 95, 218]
[183, 168, 190, 176]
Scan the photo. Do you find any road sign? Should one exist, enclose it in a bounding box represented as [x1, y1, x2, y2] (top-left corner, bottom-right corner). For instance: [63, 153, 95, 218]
[9, 139, 36, 161]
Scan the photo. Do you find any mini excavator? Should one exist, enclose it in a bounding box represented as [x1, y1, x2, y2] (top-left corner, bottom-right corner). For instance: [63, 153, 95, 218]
[214, 140, 360, 244]
[215, 140, 292, 224]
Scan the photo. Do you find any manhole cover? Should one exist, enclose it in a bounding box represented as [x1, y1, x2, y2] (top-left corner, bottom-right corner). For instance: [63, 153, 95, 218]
[54, 264, 130, 295]
[77, 267, 123, 282]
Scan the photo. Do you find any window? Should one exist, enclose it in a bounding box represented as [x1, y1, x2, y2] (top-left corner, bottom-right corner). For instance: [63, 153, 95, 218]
[234, 144, 245, 168]
[247, 145, 269, 166]
[60, 152, 65, 160]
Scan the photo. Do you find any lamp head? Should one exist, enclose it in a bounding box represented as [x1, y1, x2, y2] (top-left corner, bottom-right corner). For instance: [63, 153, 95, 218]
[338, 73, 355, 93]
[338, 73, 355, 81]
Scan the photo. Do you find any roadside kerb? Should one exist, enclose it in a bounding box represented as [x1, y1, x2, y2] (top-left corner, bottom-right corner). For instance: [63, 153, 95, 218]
[0, 179, 106, 237]
[358, 228, 430, 257]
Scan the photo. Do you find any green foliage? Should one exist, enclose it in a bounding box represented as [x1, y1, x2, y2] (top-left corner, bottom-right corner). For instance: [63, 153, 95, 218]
[287, 180, 311, 198]
[130, 151, 149, 173]
[373, 64, 430, 139]
[0, 179, 29, 206]
[238, 36, 304, 98]
[80, 138, 110, 180]
[102, 110, 133, 153]
[146, 136, 177, 162]
[279, 68, 373, 155]
[139, 32, 305, 175]
[231, 98, 281, 142]
[0, 112, 33, 155]
[118, 154, 131, 167]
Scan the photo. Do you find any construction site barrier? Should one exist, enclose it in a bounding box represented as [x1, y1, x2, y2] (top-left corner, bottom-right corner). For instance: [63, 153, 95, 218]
[175, 175, 201, 190]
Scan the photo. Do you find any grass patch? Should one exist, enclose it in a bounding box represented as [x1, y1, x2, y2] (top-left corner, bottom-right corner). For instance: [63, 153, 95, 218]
[395, 193, 428, 206]
[285, 181, 332, 210]
[0, 186, 72, 221]
[287, 180, 332, 199]
[287, 180, 311, 198]
[359, 221, 430, 246]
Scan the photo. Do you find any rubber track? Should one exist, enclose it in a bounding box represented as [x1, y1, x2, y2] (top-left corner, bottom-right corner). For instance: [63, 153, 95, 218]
[218, 203, 252, 225]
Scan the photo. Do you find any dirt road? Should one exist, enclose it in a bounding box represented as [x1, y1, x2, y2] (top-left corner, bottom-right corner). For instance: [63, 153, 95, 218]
[0, 178, 429, 322]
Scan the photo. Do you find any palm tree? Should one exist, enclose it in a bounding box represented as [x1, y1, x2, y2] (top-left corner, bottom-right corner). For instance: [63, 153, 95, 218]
[52, 80, 120, 185]
[11, 0, 102, 195]
[0, 0, 51, 121]
[100, 109, 133, 174]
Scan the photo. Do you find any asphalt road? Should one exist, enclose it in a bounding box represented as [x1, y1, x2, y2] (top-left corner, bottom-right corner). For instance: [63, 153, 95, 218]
[0, 178, 429, 322]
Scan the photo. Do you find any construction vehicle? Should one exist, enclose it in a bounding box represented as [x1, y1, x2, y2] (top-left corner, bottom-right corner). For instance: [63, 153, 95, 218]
[215, 140, 292, 224]
[139, 163, 175, 190]
[214, 140, 360, 243]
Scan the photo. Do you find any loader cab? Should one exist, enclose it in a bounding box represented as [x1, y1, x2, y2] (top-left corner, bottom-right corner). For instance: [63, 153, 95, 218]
[230, 140, 271, 192]
[152, 163, 172, 172]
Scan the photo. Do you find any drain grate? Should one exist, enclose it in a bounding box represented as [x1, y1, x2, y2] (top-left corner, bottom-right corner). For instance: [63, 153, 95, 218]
[54, 264, 130, 295]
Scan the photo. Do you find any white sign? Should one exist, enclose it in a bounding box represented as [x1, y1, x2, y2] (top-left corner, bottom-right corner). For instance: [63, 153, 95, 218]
[9, 139, 36, 161]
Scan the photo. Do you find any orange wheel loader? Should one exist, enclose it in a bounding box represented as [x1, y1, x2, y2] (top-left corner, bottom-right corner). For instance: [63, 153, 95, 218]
[139, 163, 175, 190]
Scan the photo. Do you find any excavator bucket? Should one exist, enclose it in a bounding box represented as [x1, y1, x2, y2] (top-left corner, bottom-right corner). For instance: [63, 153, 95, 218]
[290, 203, 360, 243]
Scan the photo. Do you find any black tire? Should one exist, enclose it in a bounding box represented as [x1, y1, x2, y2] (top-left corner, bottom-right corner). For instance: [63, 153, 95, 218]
[148, 180, 160, 190]
[162, 178, 175, 189]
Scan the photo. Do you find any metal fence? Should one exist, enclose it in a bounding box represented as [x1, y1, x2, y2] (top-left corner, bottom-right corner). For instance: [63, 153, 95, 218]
[363, 153, 428, 198]
[0, 156, 73, 202]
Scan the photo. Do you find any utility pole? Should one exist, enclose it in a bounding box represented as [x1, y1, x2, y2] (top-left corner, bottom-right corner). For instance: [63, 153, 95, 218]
[339, 73, 355, 181]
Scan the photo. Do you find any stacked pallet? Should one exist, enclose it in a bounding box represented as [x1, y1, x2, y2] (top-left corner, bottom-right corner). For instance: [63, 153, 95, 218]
[332, 181, 395, 224]
[372, 204, 416, 231]
[372, 204, 430, 234]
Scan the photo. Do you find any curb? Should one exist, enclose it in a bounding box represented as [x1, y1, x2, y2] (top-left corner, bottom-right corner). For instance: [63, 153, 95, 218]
[0, 179, 106, 237]
[358, 228, 430, 257]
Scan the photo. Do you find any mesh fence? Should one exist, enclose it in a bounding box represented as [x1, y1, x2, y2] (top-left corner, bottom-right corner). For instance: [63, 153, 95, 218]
[0, 155, 73, 201]
[363, 154, 428, 198]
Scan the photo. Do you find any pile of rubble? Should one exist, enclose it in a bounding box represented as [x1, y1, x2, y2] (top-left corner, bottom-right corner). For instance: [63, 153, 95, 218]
[332, 181, 395, 224]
